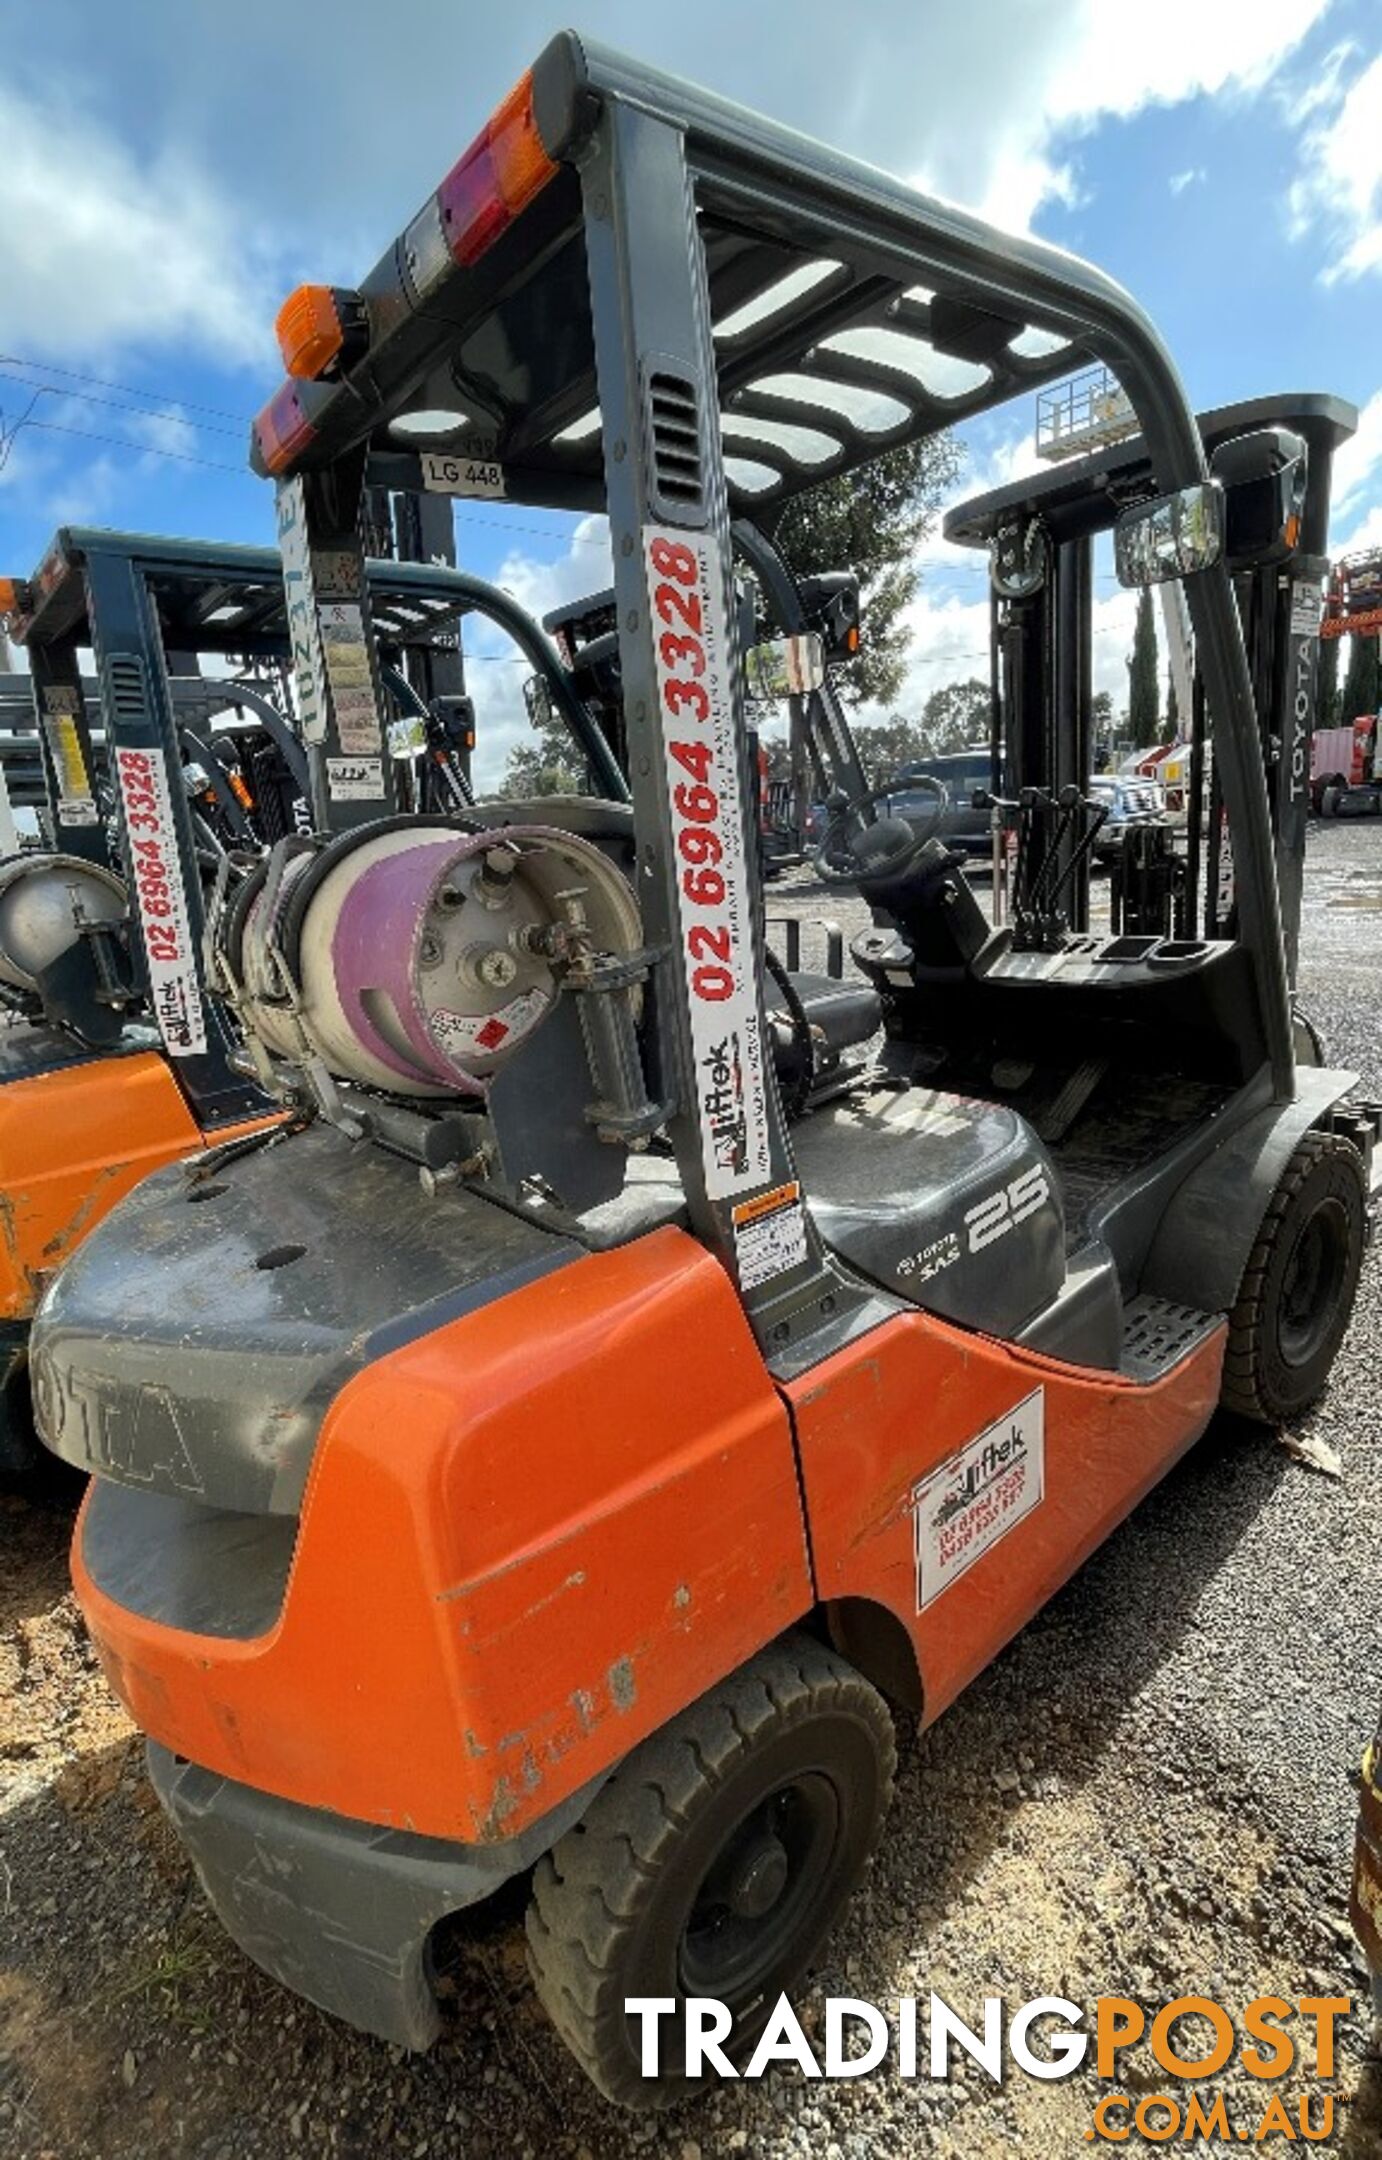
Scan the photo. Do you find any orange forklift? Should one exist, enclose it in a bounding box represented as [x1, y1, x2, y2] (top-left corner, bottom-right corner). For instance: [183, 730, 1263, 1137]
[31, 35, 1376, 2106]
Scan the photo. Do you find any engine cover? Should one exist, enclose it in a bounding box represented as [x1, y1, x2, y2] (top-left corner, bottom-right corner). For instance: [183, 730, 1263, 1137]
[791, 1083, 1066, 1337]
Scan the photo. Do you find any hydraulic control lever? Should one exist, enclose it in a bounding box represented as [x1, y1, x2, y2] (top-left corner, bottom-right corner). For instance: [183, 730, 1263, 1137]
[978, 785, 1107, 952]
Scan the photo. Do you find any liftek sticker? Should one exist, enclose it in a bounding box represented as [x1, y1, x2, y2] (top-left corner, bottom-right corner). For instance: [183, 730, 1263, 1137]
[419, 451, 506, 499]
[326, 756, 385, 801]
[912, 1389, 1044, 1611]
[732, 1182, 808, 1289]
[113, 744, 207, 1058]
[644, 525, 771, 1200]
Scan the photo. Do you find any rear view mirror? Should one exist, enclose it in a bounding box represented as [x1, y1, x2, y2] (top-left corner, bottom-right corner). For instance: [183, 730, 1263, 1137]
[386, 715, 427, 760]
[1209, 427, 1308, 569]
[746, 632, 826, 699]
[523, 674, 555, 728]
[1115, 482, 1224, 589]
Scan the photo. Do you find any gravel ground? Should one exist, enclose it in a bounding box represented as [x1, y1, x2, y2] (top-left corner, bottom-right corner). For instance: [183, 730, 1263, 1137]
[3, 823, 1382, 2158]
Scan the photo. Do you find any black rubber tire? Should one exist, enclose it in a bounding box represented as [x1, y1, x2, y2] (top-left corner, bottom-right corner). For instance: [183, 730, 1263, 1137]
[1321, 783, 1344, 818]
[525, 1631, 895, 2110]
[1221, 1130, 1366, 1424]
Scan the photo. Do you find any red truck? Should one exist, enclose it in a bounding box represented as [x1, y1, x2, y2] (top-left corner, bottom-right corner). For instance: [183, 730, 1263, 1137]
[1311, 714, 1381, 815]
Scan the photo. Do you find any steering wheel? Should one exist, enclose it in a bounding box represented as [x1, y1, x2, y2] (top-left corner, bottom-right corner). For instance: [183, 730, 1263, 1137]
[811, 777, 950, 889]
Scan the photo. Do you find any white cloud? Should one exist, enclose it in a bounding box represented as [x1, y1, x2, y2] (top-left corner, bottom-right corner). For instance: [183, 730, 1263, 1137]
[125, 405, 200, 458]
[0, 74, 280, 369]
[1327, 387, 1382, 556]
[902, 0, 1332, 231]
[1332, 387, 1382, 517]
[1169, 167, 1206, 194]
[1287, 48, 1382, 284]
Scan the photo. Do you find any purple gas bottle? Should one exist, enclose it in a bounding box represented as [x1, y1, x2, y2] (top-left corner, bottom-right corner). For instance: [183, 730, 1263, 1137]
[235, 821, 641, 1097]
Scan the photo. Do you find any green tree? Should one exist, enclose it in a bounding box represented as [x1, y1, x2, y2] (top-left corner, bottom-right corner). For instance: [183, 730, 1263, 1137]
[773, 435, 964, 708]
[497, 691, 586, 799]
[1341, 632, 1380, 724]
[1127, 588, 1160, 748]
[851, 713, 927, 787]
[919, 677, 991, 754]
[1165, 666, 1180, 738]
[1316, 629, 1340, 732]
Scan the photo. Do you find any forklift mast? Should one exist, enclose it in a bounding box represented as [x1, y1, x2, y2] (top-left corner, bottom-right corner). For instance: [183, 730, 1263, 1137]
[945, 394, 1355, 985]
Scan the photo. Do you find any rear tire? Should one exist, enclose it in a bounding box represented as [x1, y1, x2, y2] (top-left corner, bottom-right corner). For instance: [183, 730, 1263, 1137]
[1321, 782, 1344, 818]
[1221, 1131, 1366, 1423]
[526, 1631, 895, 2109]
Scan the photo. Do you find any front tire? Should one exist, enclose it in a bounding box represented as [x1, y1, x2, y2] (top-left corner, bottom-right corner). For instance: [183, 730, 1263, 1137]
[526, 1631, 895, 2109]
[1221, 1131, 1366, 1423]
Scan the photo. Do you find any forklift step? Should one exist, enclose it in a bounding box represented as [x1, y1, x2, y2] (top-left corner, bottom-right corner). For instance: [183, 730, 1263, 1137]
[1119, 1293, 1223, 1383]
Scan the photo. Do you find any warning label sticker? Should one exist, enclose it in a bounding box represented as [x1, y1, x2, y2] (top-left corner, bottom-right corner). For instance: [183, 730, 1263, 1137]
[732, 1181, 809, 1288]
[431, 989, 549, 1059]
[1290, 580, 1321, 639]
[912, 1389, 1045, 1611]
[325, 756, 385, 801]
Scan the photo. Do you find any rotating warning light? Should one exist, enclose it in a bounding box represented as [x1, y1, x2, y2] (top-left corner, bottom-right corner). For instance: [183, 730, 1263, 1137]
[435, 71, 559, 270]
[275, 284, 366, 381]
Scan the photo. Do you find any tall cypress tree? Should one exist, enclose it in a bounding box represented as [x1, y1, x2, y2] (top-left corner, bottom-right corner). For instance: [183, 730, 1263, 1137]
[1128, 589, 1160, 748]
[1165, 666, 1180, 738]
[1316, 629, 1340, 732]
[1341, 633, 1381, 724]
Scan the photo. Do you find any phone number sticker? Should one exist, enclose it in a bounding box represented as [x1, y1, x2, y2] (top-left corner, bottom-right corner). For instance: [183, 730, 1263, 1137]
[912, 1388, 1044, 1611]
[643, 525, 770, 1200]
[113, 745, 206, 1057]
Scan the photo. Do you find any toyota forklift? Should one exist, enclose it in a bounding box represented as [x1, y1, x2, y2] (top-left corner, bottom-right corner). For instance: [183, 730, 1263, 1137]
[940, 392, 1358, 995]
[31, 35, 1374, 2107]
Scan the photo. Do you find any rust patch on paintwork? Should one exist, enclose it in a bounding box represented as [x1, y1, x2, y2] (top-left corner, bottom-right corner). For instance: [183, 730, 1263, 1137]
[0, 1191, 20, 1279]
[608, 1656, 637, 1712]
[39, 1165, 124, 1263]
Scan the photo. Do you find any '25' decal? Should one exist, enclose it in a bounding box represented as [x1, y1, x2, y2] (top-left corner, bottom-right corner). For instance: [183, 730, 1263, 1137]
[963, 1165, 1051, 1254]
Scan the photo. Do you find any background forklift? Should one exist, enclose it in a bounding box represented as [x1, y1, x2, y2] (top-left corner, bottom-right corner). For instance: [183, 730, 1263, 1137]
[0, 519, 615, 1474]
[940, 393, 1356, 998]
[30, 34, 1378, 2107]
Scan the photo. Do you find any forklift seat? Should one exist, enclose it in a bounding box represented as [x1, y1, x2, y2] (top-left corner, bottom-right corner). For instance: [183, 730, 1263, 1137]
[791, 1083, 1066, 1338]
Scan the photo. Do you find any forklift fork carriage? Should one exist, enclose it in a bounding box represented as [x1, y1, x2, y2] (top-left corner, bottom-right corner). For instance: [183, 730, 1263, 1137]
[29, 29, 1373, 2097]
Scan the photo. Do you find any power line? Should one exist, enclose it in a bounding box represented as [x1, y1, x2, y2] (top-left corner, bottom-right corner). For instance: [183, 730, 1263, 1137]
[6, 417, 248, 476]
[0, 354, 252, 426]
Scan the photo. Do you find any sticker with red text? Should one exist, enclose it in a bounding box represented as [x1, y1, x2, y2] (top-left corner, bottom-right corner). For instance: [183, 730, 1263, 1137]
[912, 1389, 1044, 1611]
[643, 525, 770, 1201]
[114, 745, 206, 1057]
